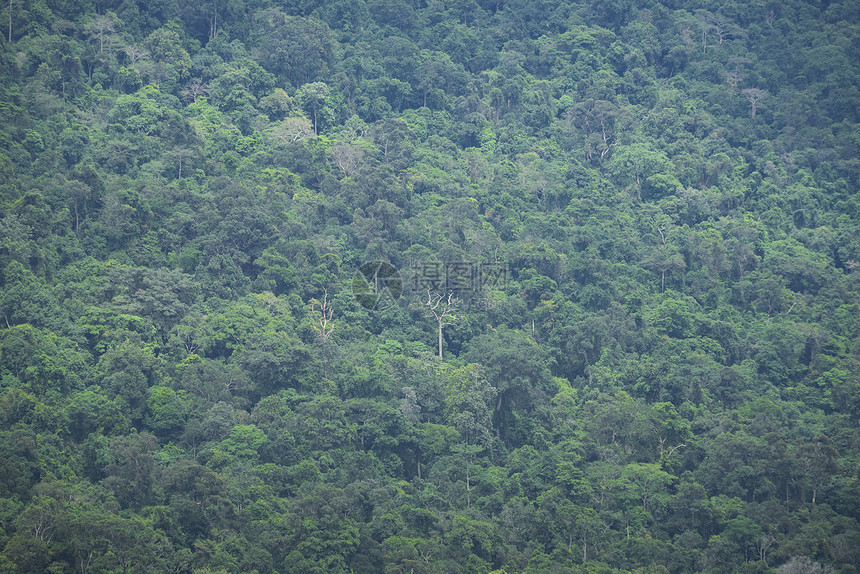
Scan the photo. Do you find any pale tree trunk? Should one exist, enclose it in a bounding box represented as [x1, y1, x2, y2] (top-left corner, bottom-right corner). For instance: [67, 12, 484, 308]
[466, 462, 471, 508]
[582, 528, 587, 562]
[425, 290, 458, 359]
[438, 318, 443, 358]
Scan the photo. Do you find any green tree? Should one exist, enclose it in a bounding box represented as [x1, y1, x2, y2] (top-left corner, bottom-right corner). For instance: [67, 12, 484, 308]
[145, 385, 191, 439]
[0, 324, 88, 398]
[103, 432, 159, 509]
[462, 328, 555, 447]
[144, 25, 192, 79]
[299, 81, 331, 135]
[620, 463, 675, 515]
[255, 13, 335, 87]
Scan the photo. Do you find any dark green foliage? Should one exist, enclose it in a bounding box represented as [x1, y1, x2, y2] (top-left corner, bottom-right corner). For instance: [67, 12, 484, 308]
[1, 0, 860, 572]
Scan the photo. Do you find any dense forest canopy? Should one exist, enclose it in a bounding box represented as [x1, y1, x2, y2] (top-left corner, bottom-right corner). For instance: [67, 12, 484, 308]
[0, 0, 859, 572]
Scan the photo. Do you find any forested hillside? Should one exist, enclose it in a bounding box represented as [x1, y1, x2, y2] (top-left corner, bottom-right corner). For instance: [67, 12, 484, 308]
[1, 0, 859, 572]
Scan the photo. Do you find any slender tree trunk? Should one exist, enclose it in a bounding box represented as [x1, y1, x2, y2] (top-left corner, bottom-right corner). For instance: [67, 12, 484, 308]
[583, 529, 587, 562]
[8, 0, 12, 43]
[466, 462, 471, 508]
[438, 319, 443, 358]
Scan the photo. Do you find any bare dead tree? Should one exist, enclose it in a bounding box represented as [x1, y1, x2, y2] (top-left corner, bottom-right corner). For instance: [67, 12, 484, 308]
[765, 10, 776, 29]
[182, 78, 209, 103]
[331, 143, 363, 177]
[742, 88, 767, 118]
[124, 45, 149, 67]
[709, 13, 745, 47]
[86, 15, 117, 54]
[271, 117, 314, 144]
[696, 10, 744, 53]
[425, 290, 459, 359]
[310, 289, 335, 379]
[309, 289, 335, 339]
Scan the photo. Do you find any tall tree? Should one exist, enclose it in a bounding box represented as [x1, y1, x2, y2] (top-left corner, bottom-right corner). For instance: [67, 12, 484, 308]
[423, 290, 460, 359]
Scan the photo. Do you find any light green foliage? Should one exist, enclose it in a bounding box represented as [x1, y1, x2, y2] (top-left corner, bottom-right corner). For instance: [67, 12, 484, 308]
[0, 324, 88, 397]
[146, 385, 191, 438]
[220, 424, 267, 461]
[108, 85, 169, 134]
